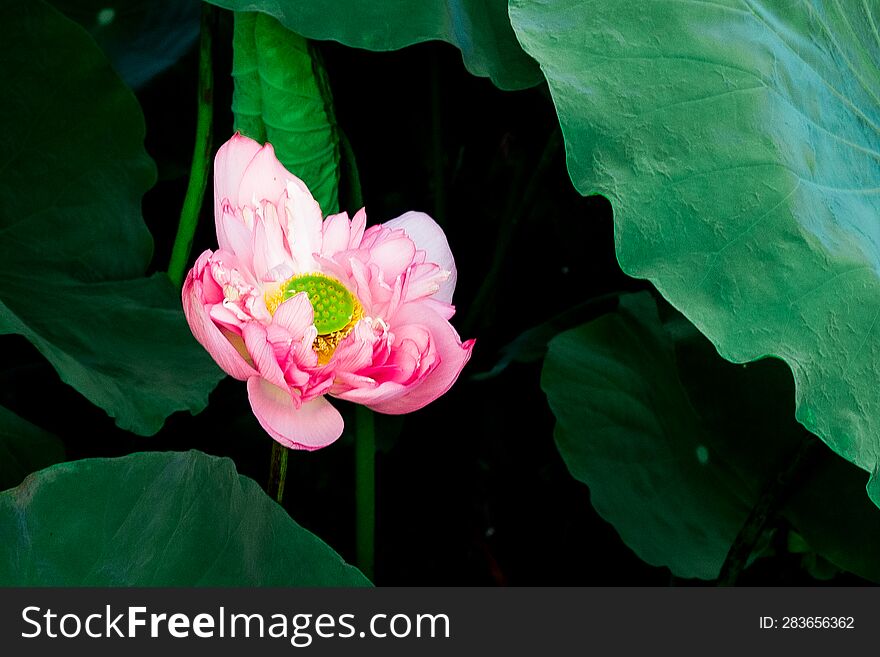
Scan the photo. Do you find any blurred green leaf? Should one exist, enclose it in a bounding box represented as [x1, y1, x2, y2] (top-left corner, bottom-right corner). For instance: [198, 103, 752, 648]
[232, 11, 341, 214]
[209, 0, 541, 90]
[510, 0, 880, 505]
[51, 0, 201, 88]
[0, 406, 64, 492]
[0, 450, 370, 585]
[0, 0, 223, 435]
[542, 293, 880, 581]
[672, 308, 880, 582]
[542, 293, 752, 578]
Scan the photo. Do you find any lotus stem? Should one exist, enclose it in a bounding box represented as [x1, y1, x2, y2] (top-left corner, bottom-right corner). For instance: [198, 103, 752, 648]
[268, 442, 289, 504]
[168, 4, 215, 288]
[717, 436, 822, 586]
[355, 405, 376, 581]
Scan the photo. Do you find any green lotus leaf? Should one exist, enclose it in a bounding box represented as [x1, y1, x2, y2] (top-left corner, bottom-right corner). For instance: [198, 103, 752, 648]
[543, 293, 880, 581]
[0, 406, 64, 492]
[208, 0, 541, 90]
[0, 0, 223, 435]
[510, 0, 880, 504]
[0, 451, 370, 585]
[232, 11, 341, 214]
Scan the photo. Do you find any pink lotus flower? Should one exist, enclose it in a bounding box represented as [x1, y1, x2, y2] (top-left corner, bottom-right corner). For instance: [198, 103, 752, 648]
[183, 134, 475, 450]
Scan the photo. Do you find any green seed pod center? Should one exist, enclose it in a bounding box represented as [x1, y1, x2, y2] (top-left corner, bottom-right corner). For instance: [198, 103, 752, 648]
[281, 274, 356, 335]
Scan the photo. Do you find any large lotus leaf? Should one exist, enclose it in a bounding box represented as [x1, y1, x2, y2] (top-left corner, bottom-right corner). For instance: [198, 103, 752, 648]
[232, 11, 340, 214]
[51, 0, 201, 88]
[541, 293, 753, 578]
[0, 0, 223, 435]
[672, 306, 880, 582]
[207, 0, 541, 90]
[0, 451, 370, 585]
[0, 406, 63, 492]
[510, 1, 880, 503]
[543, 293, 880, 580]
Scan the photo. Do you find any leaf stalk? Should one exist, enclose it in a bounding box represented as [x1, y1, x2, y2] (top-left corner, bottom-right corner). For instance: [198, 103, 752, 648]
[168, 4, 215, 288]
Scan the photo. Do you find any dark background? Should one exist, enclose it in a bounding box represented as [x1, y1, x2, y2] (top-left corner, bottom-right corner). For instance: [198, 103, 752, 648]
[2, 11, 866, 585]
